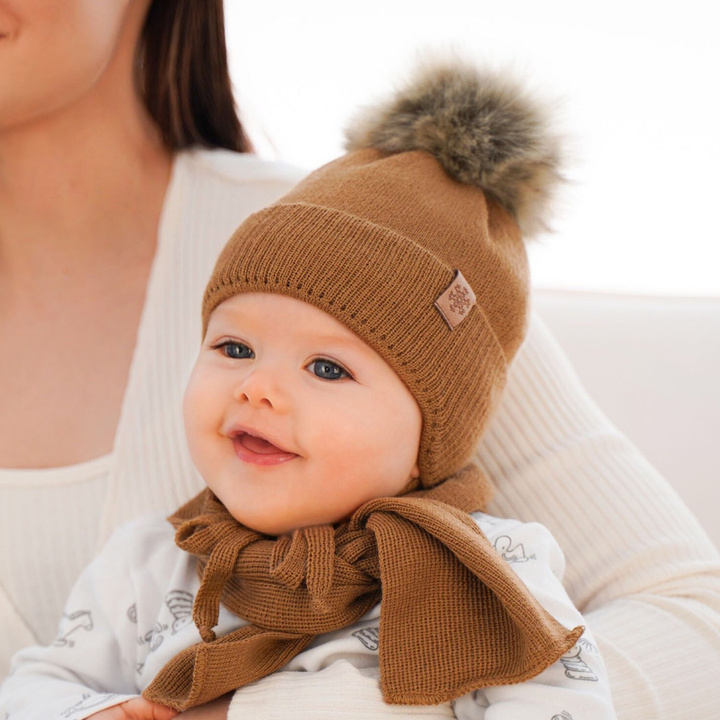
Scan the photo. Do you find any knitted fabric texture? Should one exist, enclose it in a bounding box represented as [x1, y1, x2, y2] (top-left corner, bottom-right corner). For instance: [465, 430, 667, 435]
[202, 148, 528, 486]
[143, 467, 582, 711]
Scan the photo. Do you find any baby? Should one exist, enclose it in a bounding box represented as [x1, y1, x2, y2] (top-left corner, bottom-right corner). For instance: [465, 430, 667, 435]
[0, 64, 616, 720]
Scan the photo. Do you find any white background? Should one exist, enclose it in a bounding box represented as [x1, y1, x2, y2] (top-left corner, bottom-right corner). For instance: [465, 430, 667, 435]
[225, 0, 719, 296]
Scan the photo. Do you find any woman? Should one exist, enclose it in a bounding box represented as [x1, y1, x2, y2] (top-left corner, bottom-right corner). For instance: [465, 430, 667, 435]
[0, 1, 718, 718]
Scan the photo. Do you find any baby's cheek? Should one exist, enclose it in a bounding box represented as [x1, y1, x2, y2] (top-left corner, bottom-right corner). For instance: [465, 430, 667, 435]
[182, 374, 206, 435]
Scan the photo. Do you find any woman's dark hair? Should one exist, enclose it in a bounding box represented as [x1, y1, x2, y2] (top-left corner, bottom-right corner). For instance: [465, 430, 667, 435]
[137, 0, 252, 152]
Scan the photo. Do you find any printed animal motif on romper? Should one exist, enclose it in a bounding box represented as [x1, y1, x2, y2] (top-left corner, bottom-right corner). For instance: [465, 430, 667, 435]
[136, 589, 196, 651]
[578, 636, 600, 655]
[127, 603, 138, 623]
[138, 621, 168, 652]
[352, 627, 380, 651]
[51, 610, 93, 648]
[60, 693, 122, 719]
[470, 690, 490, 708]
[560, 645, 599, 681]
[452, 688, 489, 720]
[551, 712, 573, 720]
[493, 535, 536, 563]
[165, 589, 194, 633]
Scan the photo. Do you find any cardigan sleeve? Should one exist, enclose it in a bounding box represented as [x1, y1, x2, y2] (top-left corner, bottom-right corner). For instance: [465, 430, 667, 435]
[476, 311, 720, 719]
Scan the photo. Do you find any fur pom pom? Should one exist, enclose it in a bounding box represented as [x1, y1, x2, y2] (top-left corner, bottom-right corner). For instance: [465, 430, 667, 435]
[345, 62, 562, 237]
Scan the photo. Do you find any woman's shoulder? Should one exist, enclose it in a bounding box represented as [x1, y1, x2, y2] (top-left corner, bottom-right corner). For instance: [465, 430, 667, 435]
[178, 147, 307, 189]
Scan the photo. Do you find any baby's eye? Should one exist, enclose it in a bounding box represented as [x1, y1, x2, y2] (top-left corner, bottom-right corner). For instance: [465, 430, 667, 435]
[307, 359, 353, 381]
[214, 341, 254, 360]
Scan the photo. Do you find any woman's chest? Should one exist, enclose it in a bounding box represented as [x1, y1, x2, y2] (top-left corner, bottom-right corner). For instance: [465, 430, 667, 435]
[0, 267, 149, 468]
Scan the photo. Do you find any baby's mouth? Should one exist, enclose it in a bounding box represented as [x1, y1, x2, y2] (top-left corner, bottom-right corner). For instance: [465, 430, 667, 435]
[231, 431, 298, 466]
[237, 432, 283, 455]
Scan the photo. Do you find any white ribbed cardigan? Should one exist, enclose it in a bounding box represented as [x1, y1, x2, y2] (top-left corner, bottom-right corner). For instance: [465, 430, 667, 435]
[0, 149, 718, 719]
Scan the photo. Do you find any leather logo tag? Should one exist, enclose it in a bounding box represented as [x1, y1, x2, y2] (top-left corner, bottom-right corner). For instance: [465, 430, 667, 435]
[434, 270, 476, 330]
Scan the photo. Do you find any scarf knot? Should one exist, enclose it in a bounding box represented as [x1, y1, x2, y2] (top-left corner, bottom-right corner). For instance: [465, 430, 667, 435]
[269, 525, 337, 612]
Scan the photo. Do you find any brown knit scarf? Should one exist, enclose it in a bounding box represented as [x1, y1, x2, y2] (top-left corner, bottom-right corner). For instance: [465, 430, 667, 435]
[143, 466, 582, 711]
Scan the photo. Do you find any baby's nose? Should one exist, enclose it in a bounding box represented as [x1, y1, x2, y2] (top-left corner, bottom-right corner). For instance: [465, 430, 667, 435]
[234, 368, 286, 411]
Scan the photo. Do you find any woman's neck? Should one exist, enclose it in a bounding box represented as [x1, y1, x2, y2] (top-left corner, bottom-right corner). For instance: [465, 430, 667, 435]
[0, 34, 172, 270]
[0, 77, 174, 469]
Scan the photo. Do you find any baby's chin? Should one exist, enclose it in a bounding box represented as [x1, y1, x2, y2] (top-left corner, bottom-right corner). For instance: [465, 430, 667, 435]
[229, 511, 357, 538]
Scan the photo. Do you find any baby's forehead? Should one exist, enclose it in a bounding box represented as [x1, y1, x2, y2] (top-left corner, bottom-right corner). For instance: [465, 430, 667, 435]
[208, 291, 365, 346]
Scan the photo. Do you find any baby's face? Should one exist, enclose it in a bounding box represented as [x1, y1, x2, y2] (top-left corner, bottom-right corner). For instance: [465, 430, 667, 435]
[184, 292, 422, 536]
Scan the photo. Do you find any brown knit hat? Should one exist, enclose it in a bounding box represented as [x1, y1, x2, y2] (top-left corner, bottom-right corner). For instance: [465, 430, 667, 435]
[202, 62, 561, 487]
